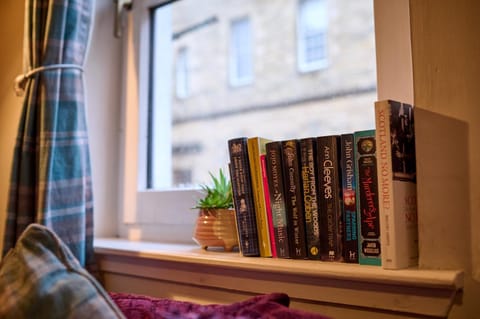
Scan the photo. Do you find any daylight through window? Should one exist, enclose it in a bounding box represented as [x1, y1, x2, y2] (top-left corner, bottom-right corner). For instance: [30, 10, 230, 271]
[149, 0, 377, 189]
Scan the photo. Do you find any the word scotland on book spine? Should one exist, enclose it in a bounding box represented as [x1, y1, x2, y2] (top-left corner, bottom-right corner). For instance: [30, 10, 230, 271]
[228, 137, 260, 257]
[375, 100, 419, 269]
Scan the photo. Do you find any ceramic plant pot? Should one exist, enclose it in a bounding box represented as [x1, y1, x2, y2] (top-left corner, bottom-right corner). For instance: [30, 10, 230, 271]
[193, 208, 239, 251]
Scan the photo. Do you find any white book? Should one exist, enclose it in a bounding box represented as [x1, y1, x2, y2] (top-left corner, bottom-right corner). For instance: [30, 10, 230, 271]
[375, 100, 419, 269]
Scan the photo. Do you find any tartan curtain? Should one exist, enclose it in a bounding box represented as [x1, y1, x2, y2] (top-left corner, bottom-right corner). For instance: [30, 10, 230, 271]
[2, 0, 95, 269]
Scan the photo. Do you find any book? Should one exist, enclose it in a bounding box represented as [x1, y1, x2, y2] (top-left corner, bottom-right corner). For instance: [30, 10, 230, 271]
[375, 100, 418, 269]
[265, 141, 291, 258]
[227, 137, 260, 257]
[354, 129, 381, 266]
[260, 154, 277, 257]
[247, 137, 273, 257]
[299, 137, 321, 260]
[340, 133, 358, 263]
[281, 139, 307, 259]
[414, 107, 469, 270]
[266, 141, 290, 258]
[316, 135, 343, 262]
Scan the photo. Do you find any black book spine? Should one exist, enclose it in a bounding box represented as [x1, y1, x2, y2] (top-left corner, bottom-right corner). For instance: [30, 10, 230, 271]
[281, 140, 307, 259]
[265, 141, 290, 258]
[317, 135, 343, 262]
[228, 137, 260, 257]
[340, 134, 359, 263]
[299, 137, 321, 259]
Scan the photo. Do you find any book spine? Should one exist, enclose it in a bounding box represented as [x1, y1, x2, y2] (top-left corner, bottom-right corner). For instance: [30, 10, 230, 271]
[317, 135, 343, 262]
[247, 138, 272, 257]
[261, 154, 277, 258]
[355, 130, 381, 266]
[228, 138, 260, 257]
[265, 141, 290, 258]
[281, 140, 307, 259]
[375, 100, 418, 269]
[340, 133, 359, 263]
[299, 137, 321, 259]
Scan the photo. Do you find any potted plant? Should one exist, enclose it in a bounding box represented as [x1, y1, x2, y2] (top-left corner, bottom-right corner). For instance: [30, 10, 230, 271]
[192, 169, 239, 251]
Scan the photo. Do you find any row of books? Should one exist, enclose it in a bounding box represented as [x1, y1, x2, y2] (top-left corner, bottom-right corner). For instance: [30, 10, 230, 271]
[227, 100, 419, 269]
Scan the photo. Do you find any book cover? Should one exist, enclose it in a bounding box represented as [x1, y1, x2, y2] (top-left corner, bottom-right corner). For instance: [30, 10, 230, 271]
[247, 137, 273, 257]
[299, 137, 321, 260]
[265, 141, 291, 258]
[340, 133, 358, 263]
[281, 139, 307, 259]
[260, 154, 277, 258]
[375, 100, 418, 269]
[354, 129, 381, 266]
[316, 135, 343, 262]
[227, 137, 260, 257]
[414, 107, 469, 270]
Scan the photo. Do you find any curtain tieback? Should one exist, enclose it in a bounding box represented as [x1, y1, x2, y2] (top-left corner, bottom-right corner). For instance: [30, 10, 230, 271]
[14, 64, 84, 96]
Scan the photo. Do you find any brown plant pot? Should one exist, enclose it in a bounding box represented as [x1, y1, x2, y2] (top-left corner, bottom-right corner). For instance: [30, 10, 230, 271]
[193, 208, 239, 252]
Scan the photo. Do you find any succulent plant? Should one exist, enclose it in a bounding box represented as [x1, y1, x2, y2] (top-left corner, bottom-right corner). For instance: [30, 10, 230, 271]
[194, 168, 233, 209]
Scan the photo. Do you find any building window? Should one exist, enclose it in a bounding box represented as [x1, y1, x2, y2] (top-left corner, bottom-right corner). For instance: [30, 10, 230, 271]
[297, 0, 328, 72]
[176, 47, 189, 98]
[229, 17, 253, 86]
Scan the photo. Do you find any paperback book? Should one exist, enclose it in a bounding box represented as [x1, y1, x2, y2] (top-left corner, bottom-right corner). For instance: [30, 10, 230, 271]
[247, 137, 273, 257]
[354, 130, 381, 266]
[340, 133, 358, 263]
[299, 137, 321, 260]
[316, 135, 343, 262]
[265, 141, 291, 258]
[375, 100, 418, 269]
[281, 139, 307, 259]
[228, 137, 260, 257]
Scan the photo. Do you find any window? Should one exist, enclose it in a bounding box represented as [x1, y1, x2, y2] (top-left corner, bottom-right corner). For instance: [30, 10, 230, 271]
[297, 0, 328, 72]
[121, 0, 377, 242]
[229, 17, 253, 86]
[176, 47, 189, 98]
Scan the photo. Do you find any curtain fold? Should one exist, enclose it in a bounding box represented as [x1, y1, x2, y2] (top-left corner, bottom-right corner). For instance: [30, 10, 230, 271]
[2, 0, 95, 270]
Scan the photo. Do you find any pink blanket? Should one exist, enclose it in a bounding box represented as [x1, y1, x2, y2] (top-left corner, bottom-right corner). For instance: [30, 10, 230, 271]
[110, 292, 330, 319]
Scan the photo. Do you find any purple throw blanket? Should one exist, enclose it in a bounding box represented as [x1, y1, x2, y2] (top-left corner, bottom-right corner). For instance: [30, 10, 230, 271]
[110, 292, 330, 319]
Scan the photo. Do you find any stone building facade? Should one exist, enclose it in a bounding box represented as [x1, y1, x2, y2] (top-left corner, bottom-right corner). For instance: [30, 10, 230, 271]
[157, 0, 376, 186]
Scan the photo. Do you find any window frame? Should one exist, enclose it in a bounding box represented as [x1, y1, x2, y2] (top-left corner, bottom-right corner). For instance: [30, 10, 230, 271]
[119, 0, 198, 243]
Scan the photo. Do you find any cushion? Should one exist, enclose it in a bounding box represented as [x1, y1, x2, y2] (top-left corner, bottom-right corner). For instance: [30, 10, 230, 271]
[109, 291, 330, 319]
[0, 223, 125, 319]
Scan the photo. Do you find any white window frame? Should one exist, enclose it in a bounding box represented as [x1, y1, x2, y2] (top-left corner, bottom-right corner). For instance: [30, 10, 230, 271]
[119, 0, 198, 243]
[297, 0, 329, 73]
[229, 17, 254, 87]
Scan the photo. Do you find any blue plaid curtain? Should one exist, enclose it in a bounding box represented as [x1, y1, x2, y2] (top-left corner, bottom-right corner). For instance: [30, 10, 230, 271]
[2, 0, 95, 270]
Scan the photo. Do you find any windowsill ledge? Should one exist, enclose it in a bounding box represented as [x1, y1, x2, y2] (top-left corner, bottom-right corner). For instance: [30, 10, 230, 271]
[95, 238, 463, 318]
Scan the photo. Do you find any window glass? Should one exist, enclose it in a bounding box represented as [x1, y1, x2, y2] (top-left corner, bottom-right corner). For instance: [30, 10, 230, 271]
[176, 47, 189, 98]
[298, 0, 328, 71]
[150, 0, 377, 189]
[230, 17, 253, 86]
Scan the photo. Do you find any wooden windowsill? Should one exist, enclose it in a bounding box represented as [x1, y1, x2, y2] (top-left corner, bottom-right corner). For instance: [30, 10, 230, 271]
[95, 238, 464, 318]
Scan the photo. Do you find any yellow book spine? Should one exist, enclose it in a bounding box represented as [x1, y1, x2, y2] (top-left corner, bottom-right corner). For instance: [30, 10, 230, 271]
[247, 137, 272, 257]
